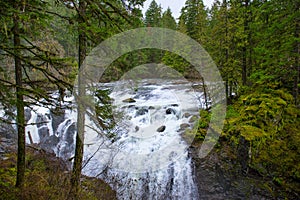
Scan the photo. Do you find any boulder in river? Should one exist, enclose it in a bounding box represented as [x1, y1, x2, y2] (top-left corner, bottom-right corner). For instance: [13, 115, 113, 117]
[148, 106, 155, 110]
[180, 123, 190, 130]
[166, 108, 176, 115]
[135, 108, 148, 116]
[122, 98, 136, 103]
[157, 125, 166, 132]
[183, 113, 191, 118]
[189, 115, 198, 123]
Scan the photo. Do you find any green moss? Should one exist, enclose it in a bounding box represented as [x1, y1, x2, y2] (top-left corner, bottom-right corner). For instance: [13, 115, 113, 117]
[0, 149, 116, 200]
[223, 87, 300, 197]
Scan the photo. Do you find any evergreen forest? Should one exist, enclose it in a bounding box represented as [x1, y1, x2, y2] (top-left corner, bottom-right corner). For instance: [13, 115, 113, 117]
[0, 0, 299, 199]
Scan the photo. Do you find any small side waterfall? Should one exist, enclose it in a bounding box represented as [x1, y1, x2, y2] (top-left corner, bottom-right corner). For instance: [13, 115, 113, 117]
[24, 80, 203, 199]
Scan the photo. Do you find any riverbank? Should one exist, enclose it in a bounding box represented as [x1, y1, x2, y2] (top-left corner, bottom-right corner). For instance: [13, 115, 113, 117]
[191, 135, 299, 199]
[0, 127, 116, 200]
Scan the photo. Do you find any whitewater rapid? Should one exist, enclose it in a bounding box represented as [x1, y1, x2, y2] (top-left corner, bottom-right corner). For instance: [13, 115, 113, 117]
[24, 79, 204, 199]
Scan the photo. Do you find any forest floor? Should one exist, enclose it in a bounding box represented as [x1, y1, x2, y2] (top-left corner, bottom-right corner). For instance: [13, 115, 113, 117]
[0, 129, 116, 200]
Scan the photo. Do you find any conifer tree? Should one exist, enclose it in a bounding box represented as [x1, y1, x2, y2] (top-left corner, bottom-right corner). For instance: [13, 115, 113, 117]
[161, 8, 177, 30]
[144, 0, 162, 27]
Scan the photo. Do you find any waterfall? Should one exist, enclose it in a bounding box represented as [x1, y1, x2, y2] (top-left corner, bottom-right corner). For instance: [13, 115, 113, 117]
[24, 80, 202, 199]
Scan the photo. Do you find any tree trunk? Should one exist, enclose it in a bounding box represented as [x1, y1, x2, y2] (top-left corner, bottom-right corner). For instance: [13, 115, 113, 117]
[293, 1, 299, 105]
[224, 0, 229, 100]
[14, 8, 26, 189]
[70, 0, 87, 198]
[201, 77, 209, 110]
[242, 0, 249, 86]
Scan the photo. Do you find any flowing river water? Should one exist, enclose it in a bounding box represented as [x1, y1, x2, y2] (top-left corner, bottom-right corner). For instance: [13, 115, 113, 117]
[25, 79, 205, 199]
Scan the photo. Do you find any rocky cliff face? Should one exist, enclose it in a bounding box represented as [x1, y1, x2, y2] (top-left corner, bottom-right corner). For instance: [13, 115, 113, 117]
[0, 122, 17, 158]
[190, 139, 298, 200]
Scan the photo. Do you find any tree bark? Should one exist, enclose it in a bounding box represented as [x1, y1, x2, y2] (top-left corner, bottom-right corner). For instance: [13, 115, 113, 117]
[293, 1, 299, 105]
[242, 0, 249, 86]
[223, 0, 229, 100]
[14, 7, 26, 189]
[201, 77, 209, 109]
[70, 0, 87, 198]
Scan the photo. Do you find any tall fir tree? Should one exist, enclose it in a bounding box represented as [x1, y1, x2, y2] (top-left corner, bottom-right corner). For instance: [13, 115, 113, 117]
[144, 0, 162, 27]
[161, 7, 177, 30]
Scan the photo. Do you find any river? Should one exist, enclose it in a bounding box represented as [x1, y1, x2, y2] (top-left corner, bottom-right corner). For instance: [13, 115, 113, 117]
[25, 79, 205, 199]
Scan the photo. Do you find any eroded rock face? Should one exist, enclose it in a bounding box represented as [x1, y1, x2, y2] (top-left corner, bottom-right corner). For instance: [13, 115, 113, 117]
[25, 108, 32, 123]
[51, 111, 65, 134]
[189, 141, 282, 200]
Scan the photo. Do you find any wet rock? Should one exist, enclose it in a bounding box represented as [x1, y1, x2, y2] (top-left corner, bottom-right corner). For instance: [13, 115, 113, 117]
[190, 142, 277, 200]
[180, 123, 190, 130]
[44, 135, 59, 148]
[65, 123, 76, 145]
[0, 123, 16, 140]
[51, 111, 65, 133]
[135, 108, 148, 116]
[38, 127, 50, 143]
[25, 108, 31, 122]
[157, 125, 166, 132]
[0, 125, 17, 156]
[166, 108, 176, 115]
[183, 113, 191, 118]
[36, 114, 50, 128]
[189, 115, 198, 123]
[237, 136, 250, 174]
[122, 98, 136, 103]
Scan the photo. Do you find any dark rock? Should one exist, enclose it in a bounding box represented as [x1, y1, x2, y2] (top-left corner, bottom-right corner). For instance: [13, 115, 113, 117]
[180, 123, 190, 130]
[183, 113, 191, 118]
[45, 135, 59, 148]
[135, 108, 148, 116]
[38, 127, 50, 144]
[171, 104, 179, 107]
[148, 106, 155, 110]
[190, 142, 277, 200]
[0, 123, 16, 140]
[122, 98, 136, 103]
[24, 108, 32, 123]
[51, 111, 65, 133]
[128, 105, 135, 109]
[166, 108, 176, 115]
[157, 125, 166, 132]
[135, 126, 139, 132]
[65, 123, 76, 145]
[237, 136, 250, 174]
[36, 114, 50, 128]
[189, 115, 198, 123]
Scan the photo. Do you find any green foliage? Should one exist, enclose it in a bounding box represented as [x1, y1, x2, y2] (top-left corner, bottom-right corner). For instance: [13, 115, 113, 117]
[0, 150, 116, 200]
[192, 110, 211, 143]
[94, 89, 117, 139]
[144, 0, 162, 27]
[224, 87, 300, 194]
[180, 0, 208, 41]
[161, 8, 177, 30]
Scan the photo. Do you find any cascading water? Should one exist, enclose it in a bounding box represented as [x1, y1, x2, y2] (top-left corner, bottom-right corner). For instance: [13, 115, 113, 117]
[24, 79, 204, 199]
